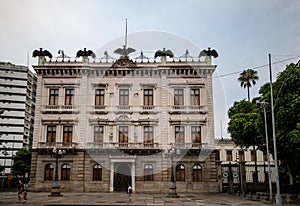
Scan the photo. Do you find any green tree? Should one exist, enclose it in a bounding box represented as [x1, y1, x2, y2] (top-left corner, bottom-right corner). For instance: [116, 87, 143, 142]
[238, 69, 259, 101]
[259, 62, 300, 185]
[228, 100, 264, 185]
[12, 148, 31, 177]
[228, 100, 264, 148]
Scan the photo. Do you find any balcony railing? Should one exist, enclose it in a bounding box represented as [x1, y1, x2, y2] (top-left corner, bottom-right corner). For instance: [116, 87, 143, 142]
[38, 142, 78, 149]
[171, 143, 206, 149]
[86, 142, 159, 149]
[42, 105, 79, 113]
[117, 105, 130, 110]
[169, 105, 207, 114]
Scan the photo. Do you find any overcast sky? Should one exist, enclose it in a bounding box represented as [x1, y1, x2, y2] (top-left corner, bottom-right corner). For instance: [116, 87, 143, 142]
[1, 0, 300, 138]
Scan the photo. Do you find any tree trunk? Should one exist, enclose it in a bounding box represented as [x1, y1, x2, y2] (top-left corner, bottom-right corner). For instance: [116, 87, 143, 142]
[286, 162, 294, 185]
[247, 86, 250, 101]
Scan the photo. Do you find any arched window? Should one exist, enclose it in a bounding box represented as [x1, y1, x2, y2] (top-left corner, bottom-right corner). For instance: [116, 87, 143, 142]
[93, 164, 102, 181]
[44, 164, 54, 181]
[144, 164, 153, 181]
[192, 164, 203, 182]
[175, 164, 185, 181]
[61, 163, 71, 181]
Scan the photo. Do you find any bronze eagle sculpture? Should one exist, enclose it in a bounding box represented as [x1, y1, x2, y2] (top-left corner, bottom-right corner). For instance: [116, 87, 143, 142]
[199, 47, 218, 58]
[154, 48, 174, 58]
[32, 48, 52, 58]
[114, 45, 136, 56]
[76, 48, 96, 58]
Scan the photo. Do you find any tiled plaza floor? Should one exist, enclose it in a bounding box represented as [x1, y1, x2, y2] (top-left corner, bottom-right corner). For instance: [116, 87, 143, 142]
[0, 192, 299, 206]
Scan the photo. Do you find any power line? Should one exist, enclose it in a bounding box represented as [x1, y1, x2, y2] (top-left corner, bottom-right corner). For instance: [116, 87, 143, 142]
[213, 55, 300, 79]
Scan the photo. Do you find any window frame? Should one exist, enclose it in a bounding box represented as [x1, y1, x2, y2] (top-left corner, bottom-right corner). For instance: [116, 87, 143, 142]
[175, 164, 185, 182]
[144, 164, 154, 181]
[144, 126, 154, 147]
[92, 164, 102, 181]
[175, 126, 185, 144]
[192, 164, 203, 182]
[119, 89, 129, 106]
[61, 163, 71, 181]
[191, 126, 201, 145]
[174, 88, 184, 106]
[190, 88, 200, 106]
[47, 125, 56, 143]
[143, 89, 153, 106]
[63, 125, 73, 143]
[49, 88, 59, 105]
[44, 163, 54, 181]
[95, 88, 105, 107]
[226, 150, 233, 161]
[94, 126, 104, 143]
[118, 126, 128, 146]
[65, 88, 74, 106]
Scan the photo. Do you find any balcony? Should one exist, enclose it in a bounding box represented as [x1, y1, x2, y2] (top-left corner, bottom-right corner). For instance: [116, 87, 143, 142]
[92, 105, 107, 114]
[114, 105, 131, 114]
[38, 142, 78, 149]
[171, 143, 206, 149]
[169, 105, 207, 114]
[42, 105, 79, 113]
[86, 142, 160, 149]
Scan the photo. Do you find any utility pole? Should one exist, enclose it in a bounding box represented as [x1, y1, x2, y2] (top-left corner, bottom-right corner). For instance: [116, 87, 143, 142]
[269, 53, 282, 205]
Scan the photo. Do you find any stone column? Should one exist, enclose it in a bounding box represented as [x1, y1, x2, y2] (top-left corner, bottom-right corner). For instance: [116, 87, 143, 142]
[110, 162, 114, 192]
[132, 162, 136, 191]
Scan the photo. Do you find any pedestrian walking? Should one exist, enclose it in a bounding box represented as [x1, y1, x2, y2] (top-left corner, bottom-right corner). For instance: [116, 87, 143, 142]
[127, 185, 133, 201]
[17, 179, 26, 203]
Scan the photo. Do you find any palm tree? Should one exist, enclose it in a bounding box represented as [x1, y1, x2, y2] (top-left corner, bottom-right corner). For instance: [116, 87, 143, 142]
[238, 69, 259, 101]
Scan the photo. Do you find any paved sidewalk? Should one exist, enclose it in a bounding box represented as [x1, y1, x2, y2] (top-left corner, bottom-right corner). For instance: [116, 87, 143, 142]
[0, 192, 298, 206]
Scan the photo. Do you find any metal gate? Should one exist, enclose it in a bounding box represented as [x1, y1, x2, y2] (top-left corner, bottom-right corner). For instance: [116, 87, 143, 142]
[221, 162, 240, 192]
[113, 163, 131, 192]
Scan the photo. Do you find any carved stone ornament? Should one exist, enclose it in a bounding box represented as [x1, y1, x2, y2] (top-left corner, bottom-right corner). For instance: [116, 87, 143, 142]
[116, 114, 130, 121]
[111, 56, 137, 68]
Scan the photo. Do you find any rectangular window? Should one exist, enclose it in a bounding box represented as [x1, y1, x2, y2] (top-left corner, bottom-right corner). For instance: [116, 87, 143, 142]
[215, 150, 220, 161]
[191, 126, 201, 145]
[119, 126, 128, 147]
[49, 89, 59, 105]
[94, 126, 104, 143]
[143, 89, 153, 106]
[263, 151, 268, 161]
[226, 150, 233, 161]
[239, 150, 245, 161]
[174, 89, 184, 106]
[251, 150, 255, 161]
[119, 89, 129, 106]
[175, 126, 185, 143]
[190, 88, 200, 106]
[95, 89, 105, 107]
[65, 88, 74, 105]
[47, 125, 56, 142]
[144, 126, 154, 147]
[63, 126, 73, 143]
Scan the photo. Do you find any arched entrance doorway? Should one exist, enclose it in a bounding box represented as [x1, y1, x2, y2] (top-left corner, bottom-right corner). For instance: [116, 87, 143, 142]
[113, 163, 132, 191]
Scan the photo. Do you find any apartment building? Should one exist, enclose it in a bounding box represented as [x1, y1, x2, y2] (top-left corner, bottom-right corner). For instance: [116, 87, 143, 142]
[0, 61, 36, 174]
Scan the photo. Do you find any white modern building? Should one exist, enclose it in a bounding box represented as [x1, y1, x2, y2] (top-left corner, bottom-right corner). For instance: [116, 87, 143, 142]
[0, 61, 37, 174]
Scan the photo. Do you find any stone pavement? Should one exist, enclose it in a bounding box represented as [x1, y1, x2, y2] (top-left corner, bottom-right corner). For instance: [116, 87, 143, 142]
[0, 192, 299, 206]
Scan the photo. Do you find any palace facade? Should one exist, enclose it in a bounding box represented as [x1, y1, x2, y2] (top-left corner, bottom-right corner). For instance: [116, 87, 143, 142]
[29, 48, 219, 193]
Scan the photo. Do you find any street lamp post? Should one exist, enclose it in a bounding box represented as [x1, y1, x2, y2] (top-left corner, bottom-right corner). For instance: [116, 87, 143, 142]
[257, 100, 273, 203]
[165, 145, 179, 198]
[269, 54, 282, 205]
[49, 148, 65, 197]
[2, 150, 8, 173]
